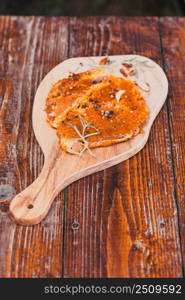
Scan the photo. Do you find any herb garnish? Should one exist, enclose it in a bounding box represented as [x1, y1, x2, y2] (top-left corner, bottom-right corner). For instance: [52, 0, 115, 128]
[67, 116, 100, 156]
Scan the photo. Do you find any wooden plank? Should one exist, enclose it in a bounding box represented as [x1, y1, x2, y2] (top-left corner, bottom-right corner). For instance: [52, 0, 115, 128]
[0, 16, 183, 278]
[62, 16, 183, 277]
[0, 16, 68, 277]
[159, 17, 185, 272]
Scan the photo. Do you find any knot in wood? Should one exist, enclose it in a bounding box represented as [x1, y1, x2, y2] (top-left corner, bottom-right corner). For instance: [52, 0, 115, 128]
[0, 184, 15, 201]
[71, 220, 80, 230]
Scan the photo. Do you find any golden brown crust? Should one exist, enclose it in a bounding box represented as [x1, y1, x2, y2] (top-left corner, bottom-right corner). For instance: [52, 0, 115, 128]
[45, 68, 107, 128]
[54, 75, 148, 154]
[45, 67, 149, 154]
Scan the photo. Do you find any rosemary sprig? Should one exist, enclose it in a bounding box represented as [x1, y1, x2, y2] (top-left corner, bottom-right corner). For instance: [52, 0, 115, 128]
[138, 61, 154, 68]
[68, 115, 100, 156]
[78, 115, 99, 136]
[122, 57, 136, 63]
[122, 57, 154, 68]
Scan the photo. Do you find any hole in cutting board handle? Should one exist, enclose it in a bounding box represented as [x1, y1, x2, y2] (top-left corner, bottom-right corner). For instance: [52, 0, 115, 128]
[27, 204, 34, 209]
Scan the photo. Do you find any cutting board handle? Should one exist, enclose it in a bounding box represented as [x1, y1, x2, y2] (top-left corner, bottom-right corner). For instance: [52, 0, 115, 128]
[9, 143, 65, 225]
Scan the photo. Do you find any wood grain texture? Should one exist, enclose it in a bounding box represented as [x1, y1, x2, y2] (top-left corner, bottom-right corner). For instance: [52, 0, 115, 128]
[0, 16, 68, 277]
[0, 16, 184, 278]
[159, 17, 185, 271]
[62, 17, 183, 278]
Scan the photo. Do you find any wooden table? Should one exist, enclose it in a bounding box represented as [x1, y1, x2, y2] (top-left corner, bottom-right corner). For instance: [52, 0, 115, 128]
[0, 16, 184, 278]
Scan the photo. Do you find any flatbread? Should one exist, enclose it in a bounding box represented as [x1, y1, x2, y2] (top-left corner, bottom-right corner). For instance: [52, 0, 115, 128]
[45, 68, 107, 128]
[54, 75, 149, 154]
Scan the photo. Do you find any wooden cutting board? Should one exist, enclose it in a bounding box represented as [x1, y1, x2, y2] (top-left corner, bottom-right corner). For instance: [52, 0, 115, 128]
[9, 55, 168, 225]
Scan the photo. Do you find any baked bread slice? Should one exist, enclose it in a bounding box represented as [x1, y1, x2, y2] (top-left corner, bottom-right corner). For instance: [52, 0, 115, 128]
[45, 68, 107, 128]
[55, 75, 149, 155]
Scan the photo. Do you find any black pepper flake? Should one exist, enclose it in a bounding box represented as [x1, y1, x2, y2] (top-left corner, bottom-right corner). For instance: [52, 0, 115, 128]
[69, 73, 80, 81]
[52, 93, 60, 98]
[101, 110, 114, 118]
[81, 103, 88, 109]
[89, 98, 94, 102]
[93, 103, 101, 109]
[92, 78, 102, 84]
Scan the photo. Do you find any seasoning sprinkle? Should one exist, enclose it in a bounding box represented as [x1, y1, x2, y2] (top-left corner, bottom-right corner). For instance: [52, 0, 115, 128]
[101, 110, 114, 118]
[52, 92, 60, 98]
[99, 57, 110, 65]
[93, 103, 101, 109]
[122, 63, 133, 69]
[92, 78, 102, 84]
[81, 103, 88, 109]
[120, 68, 128, 77]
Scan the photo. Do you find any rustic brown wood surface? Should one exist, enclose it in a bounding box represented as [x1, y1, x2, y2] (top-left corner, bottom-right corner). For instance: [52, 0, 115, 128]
[0, 16, 184, 278]
[9, 53, 168, 226]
